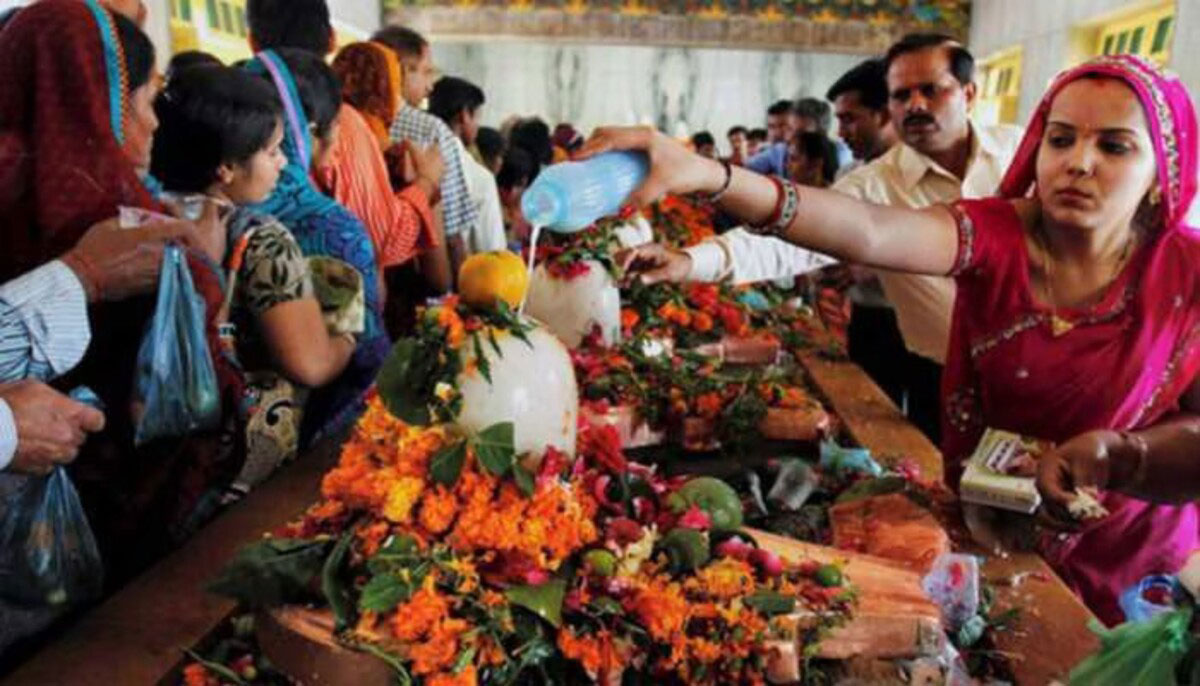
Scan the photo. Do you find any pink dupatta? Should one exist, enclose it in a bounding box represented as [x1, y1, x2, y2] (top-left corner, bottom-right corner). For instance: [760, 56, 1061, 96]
[941, 55, 1200, 625]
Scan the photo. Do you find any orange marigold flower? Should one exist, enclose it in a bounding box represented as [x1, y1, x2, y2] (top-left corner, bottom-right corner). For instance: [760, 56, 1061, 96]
[307, 499, 346, 523]
[390, 578, 450, 642]
[620, 308, 640, 331]
[777, 387, 811, 409]
[559, 629, 605, 675]
[631, 578, 689, 641]
[695, 392, 723, 419]
[692, 311, 714, 333]
[418, 485, 459, 535]
[356, 520, 391, 558]
[409, 618, 470, 675]
[426, 664, 477, 686]
[182, 663, 219, 686]
[436, 305, 467, 348]
[688, 637, 723, 664]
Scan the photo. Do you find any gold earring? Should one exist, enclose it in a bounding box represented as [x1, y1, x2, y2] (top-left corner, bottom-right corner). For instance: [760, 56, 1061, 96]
[1149, 185, 1162, 207]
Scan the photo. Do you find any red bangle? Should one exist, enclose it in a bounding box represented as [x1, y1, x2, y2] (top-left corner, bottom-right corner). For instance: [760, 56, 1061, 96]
[750, 175, 786, 231]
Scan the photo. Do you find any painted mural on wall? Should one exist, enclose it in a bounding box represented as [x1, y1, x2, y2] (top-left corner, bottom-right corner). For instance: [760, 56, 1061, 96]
[384, 0, 969, 52]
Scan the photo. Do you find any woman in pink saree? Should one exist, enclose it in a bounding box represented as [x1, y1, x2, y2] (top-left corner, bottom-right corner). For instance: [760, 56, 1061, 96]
[939, 55, 1200, 625]
[592, 52, 1200, 626]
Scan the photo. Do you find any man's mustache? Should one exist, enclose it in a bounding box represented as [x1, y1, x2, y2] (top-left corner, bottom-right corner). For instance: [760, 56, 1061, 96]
[903, 113, 936, 128]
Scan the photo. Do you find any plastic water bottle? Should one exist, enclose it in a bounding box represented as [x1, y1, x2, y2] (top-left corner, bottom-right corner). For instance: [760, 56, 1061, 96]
[521, 151, 650, 233]
[1119, 574, 1179, 623]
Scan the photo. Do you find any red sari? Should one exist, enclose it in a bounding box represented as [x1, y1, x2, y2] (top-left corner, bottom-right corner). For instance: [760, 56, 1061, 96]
[0, 0, 242, 581]
[941, 56, 1200, 625]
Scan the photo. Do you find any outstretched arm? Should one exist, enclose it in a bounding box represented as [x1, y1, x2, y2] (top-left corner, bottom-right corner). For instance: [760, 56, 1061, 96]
[583, 126, 960, 277]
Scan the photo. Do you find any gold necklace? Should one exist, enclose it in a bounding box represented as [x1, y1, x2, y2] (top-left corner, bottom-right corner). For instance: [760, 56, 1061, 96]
[1034, 225, 1135, 337]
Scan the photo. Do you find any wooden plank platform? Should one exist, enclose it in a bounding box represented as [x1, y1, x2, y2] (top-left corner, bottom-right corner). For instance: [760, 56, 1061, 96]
[796, 351, 1100, 685]
[3, 439, 342, 686]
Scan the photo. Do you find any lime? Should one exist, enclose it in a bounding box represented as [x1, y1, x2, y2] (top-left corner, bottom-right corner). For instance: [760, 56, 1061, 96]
[814, 564, 843, 588]
[583, 549, 618, 577]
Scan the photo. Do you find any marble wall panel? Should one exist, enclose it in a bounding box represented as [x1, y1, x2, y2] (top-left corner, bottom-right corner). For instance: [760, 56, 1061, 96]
[433, 40, 861, 154]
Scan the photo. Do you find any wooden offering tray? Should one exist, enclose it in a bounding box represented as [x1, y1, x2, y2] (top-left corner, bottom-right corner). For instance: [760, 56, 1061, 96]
[690, 334, 783, 365]
[257, 529, 942, 686]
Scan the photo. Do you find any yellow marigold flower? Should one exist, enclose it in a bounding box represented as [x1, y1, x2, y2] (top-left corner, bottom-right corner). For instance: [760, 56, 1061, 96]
[383, 476, 426, 523]
[688, 637, 723, 663]
[689, 557, 756, 600]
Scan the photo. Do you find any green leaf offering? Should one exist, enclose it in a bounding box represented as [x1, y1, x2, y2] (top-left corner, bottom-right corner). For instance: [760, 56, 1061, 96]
[359, 573, 411, 613]
[474, 422, 516, 477]
[472, 333, 492, 384]
[368, 535, 421, 574]
[430, 439, 468, 486]
[207, 538, 331, 607]
[513, 463, 536, 497]
[506, 578, 567, 628]
[744, 590, 796, 617]
[322, 530, 357, 631]
[375, 338, 432, 425]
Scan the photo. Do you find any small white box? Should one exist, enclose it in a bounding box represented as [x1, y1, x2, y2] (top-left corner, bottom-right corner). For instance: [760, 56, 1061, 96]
[959, 429, 1046, 514]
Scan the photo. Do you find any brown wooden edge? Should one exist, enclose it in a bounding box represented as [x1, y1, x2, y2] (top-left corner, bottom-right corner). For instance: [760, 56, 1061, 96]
[3, 440, 343, 686]
[795, 351, 1100, 684]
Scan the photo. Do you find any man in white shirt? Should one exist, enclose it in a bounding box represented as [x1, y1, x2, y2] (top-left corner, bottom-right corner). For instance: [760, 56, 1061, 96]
[0, 217, 205, 475]
[428, 75, 508, 255]
[622, 34, 1023, 442]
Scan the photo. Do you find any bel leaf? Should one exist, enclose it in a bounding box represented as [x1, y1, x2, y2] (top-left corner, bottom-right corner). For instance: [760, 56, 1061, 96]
[430, 438, 468, 486]
[375, 338, 433, 424]
[359, 573, 411, 613]
[513, 463, 536, 497]
[474, 422, 516, 477]
[207, 538, 330, 607]
[322, 530, 357, 631]
[506, 578, 567, 628]
[743, 590, 797, 617]
[472, 333, 493, 384]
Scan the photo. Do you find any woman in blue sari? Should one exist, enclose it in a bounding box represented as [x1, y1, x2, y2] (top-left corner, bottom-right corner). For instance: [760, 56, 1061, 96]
[243, 49, 391, 443]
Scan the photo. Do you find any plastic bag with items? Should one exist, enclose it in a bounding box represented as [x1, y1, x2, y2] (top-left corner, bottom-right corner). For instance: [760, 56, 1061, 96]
[133, 243, 220, 445]
[0, 467, 103, 608]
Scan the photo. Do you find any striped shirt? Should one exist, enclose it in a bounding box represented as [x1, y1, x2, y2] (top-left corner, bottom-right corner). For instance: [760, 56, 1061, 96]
[389, 103, 477, 238]
[316, 105, 437, 268]
[0, 260, 91, 469]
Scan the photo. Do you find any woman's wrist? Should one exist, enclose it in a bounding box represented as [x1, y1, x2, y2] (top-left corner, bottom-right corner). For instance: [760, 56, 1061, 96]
[1107, 429, 1149, 490]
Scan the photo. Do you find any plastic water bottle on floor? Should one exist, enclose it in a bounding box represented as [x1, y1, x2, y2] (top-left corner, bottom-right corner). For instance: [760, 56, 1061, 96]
[521, 151, 649, 233]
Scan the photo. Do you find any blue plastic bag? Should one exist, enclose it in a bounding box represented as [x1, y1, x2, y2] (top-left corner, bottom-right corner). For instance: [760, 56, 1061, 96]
[133, 244, 220, 445]
[0, 468, 103, 608]
[819, 439, 884, 477]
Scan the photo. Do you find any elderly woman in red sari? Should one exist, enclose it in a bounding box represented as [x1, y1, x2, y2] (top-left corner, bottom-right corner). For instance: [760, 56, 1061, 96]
[0, 0, 234, 581]
[601, 55, 1200, 626]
